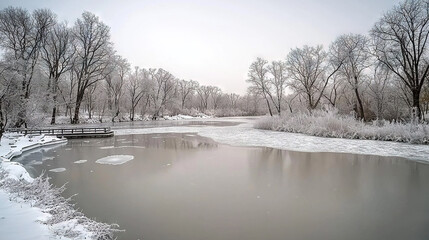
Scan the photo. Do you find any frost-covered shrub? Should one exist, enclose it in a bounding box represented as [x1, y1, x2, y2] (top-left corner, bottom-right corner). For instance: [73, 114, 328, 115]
[0, 170, 122, 239]
[255, 109, 429, 144]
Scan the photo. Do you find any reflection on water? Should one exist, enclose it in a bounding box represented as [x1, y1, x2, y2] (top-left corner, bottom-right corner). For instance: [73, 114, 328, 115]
[16, 133, 429, 240]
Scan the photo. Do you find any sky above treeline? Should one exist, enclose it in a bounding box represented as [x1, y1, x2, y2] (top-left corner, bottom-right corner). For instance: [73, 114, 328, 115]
[0, 0, 401, 94]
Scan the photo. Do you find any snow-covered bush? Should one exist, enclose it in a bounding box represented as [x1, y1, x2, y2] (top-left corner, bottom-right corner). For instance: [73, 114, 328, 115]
[255, 109, 429, 144]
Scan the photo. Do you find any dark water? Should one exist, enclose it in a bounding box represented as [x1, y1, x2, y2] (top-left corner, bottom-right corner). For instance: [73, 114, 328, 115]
[16, 133, 429, 240]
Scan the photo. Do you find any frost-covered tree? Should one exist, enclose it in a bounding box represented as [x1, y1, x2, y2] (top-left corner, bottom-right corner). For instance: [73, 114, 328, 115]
[41, 21, 75, 124]
[197, 85, 211, 111]
[148, 68, 176, 119]
[286, 45, 342, 111]
[127, 67, 145, 121]
[0, 62, 19, 138]
[267, 60, 287, 115]
[246, 58, 274, 116]
[0, 7, 55, 127]
[371, 0, 429, 120]
[105, 55, 129, 122]
[178, 79, 198, 109]
[209, 86, 222, 109]
[71, 11, 113, 124]
[331, 34, 371, 120]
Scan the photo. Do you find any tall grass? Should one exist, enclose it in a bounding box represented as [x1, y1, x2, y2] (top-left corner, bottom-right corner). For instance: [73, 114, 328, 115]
[255, 109, 429, 144]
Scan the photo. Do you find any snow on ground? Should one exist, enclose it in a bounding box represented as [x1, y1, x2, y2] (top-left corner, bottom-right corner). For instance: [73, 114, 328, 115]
[115, 117, 429, 162]
[0, 190, 61, 240]
[163, 114, 210, 120]
[0, 133, 119, 239]
[95, 155, 134, 165]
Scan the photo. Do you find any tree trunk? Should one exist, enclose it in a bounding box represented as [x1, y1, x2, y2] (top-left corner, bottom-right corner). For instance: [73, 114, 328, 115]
[412, 89, 422, 120]
[51, 106, 57, 125]
[50, 92, 57, 124]
[264, 97, 273, 116]
[72, 93, 84, 124]
[0, 99, 4, 140]
[355, 88, 365, 121]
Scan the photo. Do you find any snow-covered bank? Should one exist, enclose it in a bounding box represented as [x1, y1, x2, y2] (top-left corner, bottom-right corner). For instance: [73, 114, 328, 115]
[45, 113, 212, 125]
[0, 133, 120, 239]
[115, 117, 429, 162]
[255, 110, 429, 144]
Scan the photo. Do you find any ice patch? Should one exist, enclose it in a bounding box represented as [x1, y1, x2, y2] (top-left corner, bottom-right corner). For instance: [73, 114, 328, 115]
[99, 146, 145, 150]
[95, 155, 134, 165]
[99, 146, 115, 149]
[42, 156, 55, 161]
[116, 146, 145, 149]
[49, 168, 66, 173]
[74, 160, 87, 164]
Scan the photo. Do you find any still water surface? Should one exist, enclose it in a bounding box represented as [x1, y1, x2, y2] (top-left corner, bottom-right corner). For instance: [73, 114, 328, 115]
[16, 132, 429, 240]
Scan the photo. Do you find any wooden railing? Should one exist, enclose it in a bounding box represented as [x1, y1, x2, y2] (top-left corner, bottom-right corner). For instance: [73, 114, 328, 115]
[7, 127, 112, 136]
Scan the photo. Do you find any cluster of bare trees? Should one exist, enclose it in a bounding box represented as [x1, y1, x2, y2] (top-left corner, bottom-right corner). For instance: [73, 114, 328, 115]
[247, 0, 429, 121]
[0, 7, 257, 137]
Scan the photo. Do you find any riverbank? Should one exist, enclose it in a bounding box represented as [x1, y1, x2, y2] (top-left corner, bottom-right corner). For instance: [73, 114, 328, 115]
[255, 110, 429, 144]
[0, 133, 120, 239]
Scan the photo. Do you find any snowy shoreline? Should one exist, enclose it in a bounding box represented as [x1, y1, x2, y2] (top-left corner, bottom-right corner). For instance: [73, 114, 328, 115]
[0, 133, 120, 239]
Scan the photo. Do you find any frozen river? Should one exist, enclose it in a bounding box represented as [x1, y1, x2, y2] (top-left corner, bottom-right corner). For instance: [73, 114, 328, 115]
[15, 118, 429, 240]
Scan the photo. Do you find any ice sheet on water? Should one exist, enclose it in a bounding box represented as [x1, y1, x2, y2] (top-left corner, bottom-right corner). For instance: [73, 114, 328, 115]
[114, 117, 429, 162]
[49, 168, 66, 173]
[74, 160, 87, 164]
[95, 155, 134, 165]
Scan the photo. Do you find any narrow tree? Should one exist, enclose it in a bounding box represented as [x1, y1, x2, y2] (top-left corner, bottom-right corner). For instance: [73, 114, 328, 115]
[127, 67, 144, 121]
[105, 56, 129, 122]
[246, 58, 273, 116]
[267, 60, 287, 115]
[331, 34, 371, 120]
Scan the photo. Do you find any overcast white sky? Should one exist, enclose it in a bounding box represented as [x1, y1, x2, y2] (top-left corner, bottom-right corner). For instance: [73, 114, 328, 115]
[1, 0, 401, 94]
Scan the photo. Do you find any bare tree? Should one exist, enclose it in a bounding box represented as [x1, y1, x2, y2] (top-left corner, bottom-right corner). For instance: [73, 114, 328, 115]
[331, 34, 371, 120]
[209, 86, 222, 109]
[178, 79, 198, 109]
[127, 67, 144, 121]
[41, 21, 75, 124]
[0, 7, 55, 127]
[227, 93, 240, 109]
[267, 60, 287, 115]
[246, 58, 274, 116]
[148, 68, 176, 119]
[371, 0, 429, 119]
[368, 64, 391, 119]
[105, 55, 129, 122]
[286, 45, 342, 111]
[0, 62, 18, 138]
[197, 85, 211, 111]
[71, 11, 113, 124]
